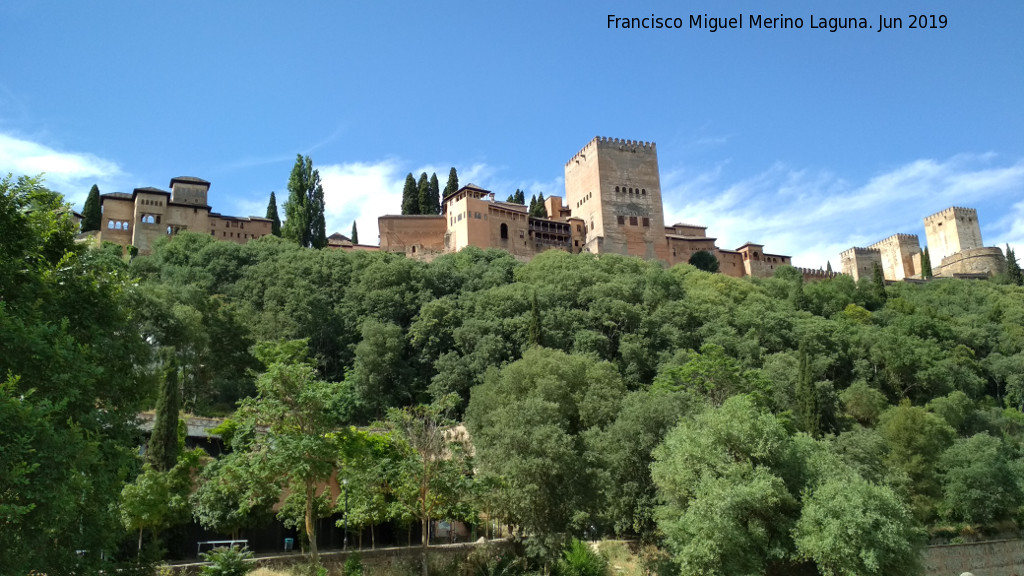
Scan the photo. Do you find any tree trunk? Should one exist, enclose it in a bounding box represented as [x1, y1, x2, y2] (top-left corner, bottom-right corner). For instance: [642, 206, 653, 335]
[371, 524, 375, 549]
[305, 482, 319, 564]
[137, 527, 143, 554]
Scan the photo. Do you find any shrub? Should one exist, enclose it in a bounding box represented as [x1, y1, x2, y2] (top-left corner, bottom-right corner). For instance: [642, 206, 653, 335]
[344, 552, 364, 576]
[199, 546, 253, 576]
[555, 540, 607, 576]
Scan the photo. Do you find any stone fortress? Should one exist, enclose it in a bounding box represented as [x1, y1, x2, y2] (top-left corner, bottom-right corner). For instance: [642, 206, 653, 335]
[379, 136, 795, 279]
[96, 176, 273, 254]
[841, 206, 1006, 281]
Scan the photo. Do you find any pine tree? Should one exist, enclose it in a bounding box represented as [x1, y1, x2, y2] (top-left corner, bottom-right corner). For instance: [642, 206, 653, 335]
[514, 189, 525, 204]
[420, 173, 440, 215]
[529, 194, 537, 215]
[148, 356, 180, 472]
[1007, 244, 1023, 286]
[282, 155, 326, 248]
[921, 247, 933, 279]
[443, 167, 459, 198]
[402, 173, 420, 215]
[351, 220, 359, 245]
[81, 184, 101, 232]
[266, 191, 282, 236]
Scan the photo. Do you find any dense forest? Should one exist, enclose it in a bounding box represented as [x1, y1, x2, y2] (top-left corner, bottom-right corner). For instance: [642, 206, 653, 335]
[4, 175, 1024, 575]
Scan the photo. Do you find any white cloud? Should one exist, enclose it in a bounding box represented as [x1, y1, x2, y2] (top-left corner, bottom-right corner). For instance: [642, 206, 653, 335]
[662, 155, 1024, 269]
[0, 133, 125, 205]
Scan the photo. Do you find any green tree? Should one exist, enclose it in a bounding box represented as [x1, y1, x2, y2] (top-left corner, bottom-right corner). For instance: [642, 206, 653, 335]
[443, 167, 459, 199]
[688, 250, 720, 273]
[266, 191, 281, 236]
[514, 189, 525, 204]
[419, 172, 440, 215]
[920, 246, 932, 279]
[793, 474, 924, 576]
[349, 319, 414, 420]
[351, 220, 359, 244]
[234, 340, 349, 564]
[1006, 244, 1023, 286]
[651, 396, 803, 576]
[282, 155, 327, 249]
[402, 173, 420, 215]
[120, 450, 202, 554]
[190, 448, 277, 541]
[81, 183, 102, 231]
[466, 348, 625, 560]
[531, 192, 548, 218]
[938, 432, 1022, 525]
[417, 172, 430, 217]
[871, 261, 887, 302]
[1, 174, 150, 573]
[148, 356, 181, 472]
[877, 402, 955, 521]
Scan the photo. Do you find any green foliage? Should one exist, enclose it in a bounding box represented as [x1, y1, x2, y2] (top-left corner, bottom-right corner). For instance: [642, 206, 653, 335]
[793, 475, 924, 576]
[921, 246, 932, 279]
[840, 380, 888, 426]
[199, 545, 253, 576]
[877, 401, 955, 521]
[443, 167, 459, 199]
[1, 174, 150, 571]
[556, 539, 608, 576]
[148, 356, 181, 471]
[344, 552, 364, 576]
[351, 220, 359, 244]
[403, 173, 421, 214]
[1006, 244, 1023, 286]
[420, 172, 441, 215]
[82, 183, 102, 231]
[417, 172, 430, 217]
[267, 191, 282, 236]
[938, 432, 1022, 524]
[282, 155, 326, 249]
[688, 250, 719, 273]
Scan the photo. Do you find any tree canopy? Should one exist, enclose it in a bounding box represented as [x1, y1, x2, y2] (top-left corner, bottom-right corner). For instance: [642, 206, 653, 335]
[282, 155, 326, 249]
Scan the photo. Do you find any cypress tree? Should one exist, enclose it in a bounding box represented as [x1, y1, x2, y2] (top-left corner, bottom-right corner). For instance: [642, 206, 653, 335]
[1007, 244, 1023, 286]
[871, 261, 887, 302]
[514, 189, 525, 205]
[535, 193, 548, 218]
[921, 247, 932, 278]
[506, 194, 515, 203]
[402, 173, 420, 215]
[420, 172, 440, 215]
[443, 167, 459, 198]
[416, 172, 430, 216]
[81, 184, 102, 232]
[266, 191, 282, 236]
[351, 220, 359, 245]
[529, 194, 537, 215]
[826, 261, 833, 275]
[796, 346, 821, 438]
[148, 355, 180, 472]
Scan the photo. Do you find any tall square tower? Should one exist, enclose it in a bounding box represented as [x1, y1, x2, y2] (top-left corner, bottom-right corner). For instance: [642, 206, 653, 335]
[564, 137, 669, 261]
[923, 206, 982, 264]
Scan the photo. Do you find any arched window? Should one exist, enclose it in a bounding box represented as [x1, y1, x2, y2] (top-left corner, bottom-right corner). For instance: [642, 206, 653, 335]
[500, 223, 508, 239]
[107, 220, 114, 229]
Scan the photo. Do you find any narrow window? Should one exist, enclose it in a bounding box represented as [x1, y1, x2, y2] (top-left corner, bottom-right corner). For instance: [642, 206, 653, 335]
[642, 217, 650, 227]
[629, 216, 638, 226]
[617, 215, 625, 225]
[500, 223, 508, 239]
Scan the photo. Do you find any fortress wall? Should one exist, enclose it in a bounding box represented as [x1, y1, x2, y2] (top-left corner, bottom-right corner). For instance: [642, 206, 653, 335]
[925, 206, 981, 264]
[867, 233, 921, 281]
[840, 247, 882, 282]
[933, 246, 1005, 278]
[378, 215, 447, 258]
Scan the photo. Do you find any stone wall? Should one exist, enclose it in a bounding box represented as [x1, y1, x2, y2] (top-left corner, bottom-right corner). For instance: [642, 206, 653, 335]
[166, 540, 516, 576]
[934, 247, 1005, 278]
[925, 206, 983, 264]
[377, 215, 447, 260]
[925, 539, 1024, 576]
[868, 233, 921, 281]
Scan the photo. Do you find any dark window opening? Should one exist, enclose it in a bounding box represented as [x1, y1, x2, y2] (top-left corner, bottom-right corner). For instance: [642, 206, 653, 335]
[500, 223, 508, 239]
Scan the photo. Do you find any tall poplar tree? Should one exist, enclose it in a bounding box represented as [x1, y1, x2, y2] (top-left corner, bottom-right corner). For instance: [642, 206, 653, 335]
[351, 220, 359, 245]
[81, 184, 101, 232]
[266, 191, 282, 237]
[282, 155, 326, 249]
[401, 173, 420, 215]
[443, 167, 459, 198]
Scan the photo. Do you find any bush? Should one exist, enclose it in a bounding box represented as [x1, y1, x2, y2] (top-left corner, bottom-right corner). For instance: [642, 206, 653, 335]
[344, 552, 364, 576]
[555, 540, 607, 576]
[199, 546, 253, 576]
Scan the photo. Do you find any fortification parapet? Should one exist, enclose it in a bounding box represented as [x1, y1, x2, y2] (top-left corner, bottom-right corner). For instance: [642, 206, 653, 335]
[924, 206, 978, 222]
[568, 136, 657, 166]
[796, 266, 843, 282]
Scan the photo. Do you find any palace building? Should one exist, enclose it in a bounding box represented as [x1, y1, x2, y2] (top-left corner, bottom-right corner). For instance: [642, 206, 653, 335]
[96, 176, 272, 254]
[378, 136, 792, 278]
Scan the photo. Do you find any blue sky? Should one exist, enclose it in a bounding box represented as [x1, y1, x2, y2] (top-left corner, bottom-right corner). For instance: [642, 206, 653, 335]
[2, 0, 1022, 268]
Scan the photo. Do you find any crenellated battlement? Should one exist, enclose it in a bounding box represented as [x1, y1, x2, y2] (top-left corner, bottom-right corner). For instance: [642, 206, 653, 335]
[796, 266, 843, 279]
[867, 233, 920, 249]
[924, 206, 978, 221]
[841, 246, 881, 257]
[566, 136, 657, 166]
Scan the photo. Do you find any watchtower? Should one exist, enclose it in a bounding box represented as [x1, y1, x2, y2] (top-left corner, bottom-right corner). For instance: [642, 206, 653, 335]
[924, 206, 982, 264]
[564, 137, 668, 261]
